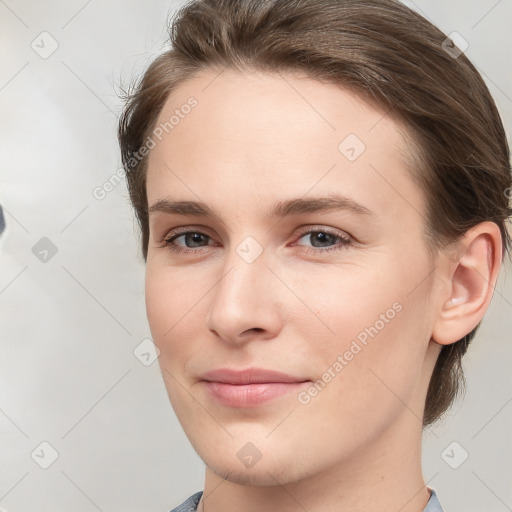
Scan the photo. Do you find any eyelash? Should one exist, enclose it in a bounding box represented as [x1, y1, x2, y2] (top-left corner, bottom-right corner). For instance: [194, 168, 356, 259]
[161, 226, 353, 256]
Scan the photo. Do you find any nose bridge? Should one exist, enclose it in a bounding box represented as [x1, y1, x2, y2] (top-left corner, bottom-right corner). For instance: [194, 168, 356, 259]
[219, 233, 269, 298]
[206, 237, 281, 341]
[212, 243, 268, 315]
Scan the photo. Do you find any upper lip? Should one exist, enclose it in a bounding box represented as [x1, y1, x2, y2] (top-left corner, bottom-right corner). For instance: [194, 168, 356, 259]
[200, 367, 308, 385]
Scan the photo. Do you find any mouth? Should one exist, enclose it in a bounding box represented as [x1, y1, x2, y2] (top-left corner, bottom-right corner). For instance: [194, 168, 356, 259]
[199, 367, 311, 408]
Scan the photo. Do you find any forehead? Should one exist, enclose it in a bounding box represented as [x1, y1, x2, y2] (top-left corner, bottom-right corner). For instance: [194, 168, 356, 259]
[146, 68, 425, 222]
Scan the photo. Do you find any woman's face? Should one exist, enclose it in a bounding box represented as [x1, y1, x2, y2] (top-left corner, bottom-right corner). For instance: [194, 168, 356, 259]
[145, 68, 443, 485]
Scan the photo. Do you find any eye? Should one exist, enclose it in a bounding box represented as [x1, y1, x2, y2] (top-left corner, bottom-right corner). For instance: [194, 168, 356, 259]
[292, 227, 352, 254]
[162, 230, 216, 254]
[160, 226, 353, 256]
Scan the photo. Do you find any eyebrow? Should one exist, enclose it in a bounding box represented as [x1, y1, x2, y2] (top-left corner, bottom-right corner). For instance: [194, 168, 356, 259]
[148, 194, 374, 218]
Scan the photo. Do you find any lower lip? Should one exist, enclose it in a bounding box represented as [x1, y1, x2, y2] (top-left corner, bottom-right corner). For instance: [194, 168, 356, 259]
[202, 381, 310, 407]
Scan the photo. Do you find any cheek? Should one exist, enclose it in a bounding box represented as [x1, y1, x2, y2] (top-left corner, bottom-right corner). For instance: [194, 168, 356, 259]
[145, 264, 204, 361]
[145, 265, 206, 418]
[287, 260, 402, 343]
[298, 261, 431, 420]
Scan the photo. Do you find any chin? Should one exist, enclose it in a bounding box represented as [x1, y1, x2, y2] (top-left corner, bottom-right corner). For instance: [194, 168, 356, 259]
[196, 439, 317, 487]
[204, 457, 291, 487]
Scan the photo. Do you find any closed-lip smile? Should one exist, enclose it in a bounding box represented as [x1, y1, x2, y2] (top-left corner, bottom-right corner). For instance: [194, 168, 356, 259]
[199, 367, 311, 407]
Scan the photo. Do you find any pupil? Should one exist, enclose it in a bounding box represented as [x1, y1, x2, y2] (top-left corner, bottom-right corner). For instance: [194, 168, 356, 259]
[312, 232, 333, 247]
[187, 233, 205, 246]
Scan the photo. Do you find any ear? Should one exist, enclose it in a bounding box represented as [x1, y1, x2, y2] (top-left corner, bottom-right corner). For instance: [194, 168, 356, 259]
[431, 221, 503, 346]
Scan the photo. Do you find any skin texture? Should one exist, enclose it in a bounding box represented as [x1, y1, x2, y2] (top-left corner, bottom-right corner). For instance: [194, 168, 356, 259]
[144, 68, 502, 512]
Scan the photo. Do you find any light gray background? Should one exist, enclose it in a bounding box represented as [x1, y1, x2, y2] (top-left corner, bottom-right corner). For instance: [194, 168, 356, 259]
[0, 1, 511, 511]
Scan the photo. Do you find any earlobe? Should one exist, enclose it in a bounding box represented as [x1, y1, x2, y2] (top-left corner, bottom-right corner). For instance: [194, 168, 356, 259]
[431, 222, 502, 346]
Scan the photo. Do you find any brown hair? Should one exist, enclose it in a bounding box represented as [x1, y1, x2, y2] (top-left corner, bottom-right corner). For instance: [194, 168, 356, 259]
[118, 0, 512, 426]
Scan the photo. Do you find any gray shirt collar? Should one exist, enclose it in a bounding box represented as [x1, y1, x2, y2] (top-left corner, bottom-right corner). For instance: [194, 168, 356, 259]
[170, 488, 444, 512]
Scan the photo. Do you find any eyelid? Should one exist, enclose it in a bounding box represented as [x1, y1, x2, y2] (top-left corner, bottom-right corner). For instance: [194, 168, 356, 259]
[161, 224, 216, 241]
[292, 224, 352, 242]
[162, 224, 351, 243]
[162, 226, 219, 249]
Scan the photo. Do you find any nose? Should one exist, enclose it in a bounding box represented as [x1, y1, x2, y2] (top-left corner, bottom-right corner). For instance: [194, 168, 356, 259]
[205, 244, 284, 346]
